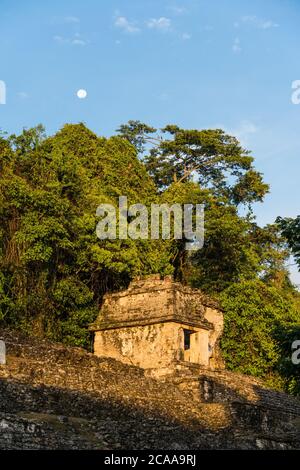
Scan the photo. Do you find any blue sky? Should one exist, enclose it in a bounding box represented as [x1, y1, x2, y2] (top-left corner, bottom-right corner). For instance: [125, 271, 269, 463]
[1, 0, 300, 282]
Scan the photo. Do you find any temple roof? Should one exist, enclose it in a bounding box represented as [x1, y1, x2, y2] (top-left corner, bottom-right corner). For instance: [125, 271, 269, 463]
[90, 275, 220, 332]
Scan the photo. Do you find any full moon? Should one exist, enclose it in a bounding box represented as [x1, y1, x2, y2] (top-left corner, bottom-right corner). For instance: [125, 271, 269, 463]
[77, 89, 87, 99]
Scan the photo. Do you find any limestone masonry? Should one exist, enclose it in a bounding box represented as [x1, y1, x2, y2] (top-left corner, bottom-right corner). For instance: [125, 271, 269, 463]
[1, 328, 300, 449]
[1, 276, 300, 449]
[90, 275, 224, 376]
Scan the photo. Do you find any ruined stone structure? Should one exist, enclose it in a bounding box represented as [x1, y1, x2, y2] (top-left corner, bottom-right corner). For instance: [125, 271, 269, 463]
[1, 274, 300, 450]
[90, 275, 224, 376]
[1, 328, 300, 450]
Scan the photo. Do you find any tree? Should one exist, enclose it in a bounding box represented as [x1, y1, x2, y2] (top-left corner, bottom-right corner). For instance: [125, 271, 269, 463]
[0, 123, 173, 346]
[220, 279, 299, 386]
[117, 121, 269, 207]
[276, 216, 300, 270]
[1, 119, 298, 390]
[116, 120, 157, 154]
[275, 323, 300, 395]
[116, 121, 274, 290]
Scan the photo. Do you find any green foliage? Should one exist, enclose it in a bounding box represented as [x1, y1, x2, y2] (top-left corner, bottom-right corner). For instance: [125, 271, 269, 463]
[1, 121, 299, 396]
[190, 205, 260, 292]
[274, 322, 300, 395]
[0, 123, 173, 346]
[117, 120, 282, 295]
[276, 215, 300, 270]
[116, 120, 157, 154]
[117, 121, 269, 206]
[220, 280, 299, 386]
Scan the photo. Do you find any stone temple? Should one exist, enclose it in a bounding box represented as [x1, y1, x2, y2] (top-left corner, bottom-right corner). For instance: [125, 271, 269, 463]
[90, 275, 224, 377]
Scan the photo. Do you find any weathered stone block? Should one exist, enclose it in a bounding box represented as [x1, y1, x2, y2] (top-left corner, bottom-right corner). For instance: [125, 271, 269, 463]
[90, 275, 224, 373]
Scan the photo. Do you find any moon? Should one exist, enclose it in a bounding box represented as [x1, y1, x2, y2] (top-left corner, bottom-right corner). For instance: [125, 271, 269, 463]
[77, 89, 87, 99]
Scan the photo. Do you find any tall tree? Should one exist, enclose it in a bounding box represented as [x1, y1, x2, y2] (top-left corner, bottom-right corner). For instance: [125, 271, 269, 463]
[117, 121, 269, 206]
[0, 124, 173, 346]
[276, 216, 300, 270]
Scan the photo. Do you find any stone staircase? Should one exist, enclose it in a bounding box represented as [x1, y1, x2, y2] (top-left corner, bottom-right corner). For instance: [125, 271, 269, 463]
[169, 362, 300, 413]
[1, 328, 300, 449]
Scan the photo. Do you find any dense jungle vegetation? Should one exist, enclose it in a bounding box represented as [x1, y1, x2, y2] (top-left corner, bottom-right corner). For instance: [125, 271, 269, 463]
[0, 121, 299, 393]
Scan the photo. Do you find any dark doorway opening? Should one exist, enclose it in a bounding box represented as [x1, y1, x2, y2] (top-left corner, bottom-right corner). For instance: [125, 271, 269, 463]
[184, 329, 194, 350]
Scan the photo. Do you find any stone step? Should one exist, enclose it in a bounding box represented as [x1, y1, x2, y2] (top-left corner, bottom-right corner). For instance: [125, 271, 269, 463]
[1, 328, 300, 450]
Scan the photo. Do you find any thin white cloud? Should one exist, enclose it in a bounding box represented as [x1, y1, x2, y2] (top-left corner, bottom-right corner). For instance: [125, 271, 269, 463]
[235, 121, 258, 138]
[158, 92, 169, 101]
[147, 17, 172, 32]
[213, 121, 258, 147]
[168, 5, 187, 15]
[114, 16, 140, 34]
[71, 38, 87, 46]
[51, 16, 80, 25]
[53, 35, 65, 43]
[182, 32, 191, 40]
[64, 16, 80, 24]
[203, 25, 213, 31]
[228, 121, 258, 146]
[237, 15, 279, 29]
[53, 34, 88, 46]
[17, 92, 29, 99]
[232, 37, 241, 54]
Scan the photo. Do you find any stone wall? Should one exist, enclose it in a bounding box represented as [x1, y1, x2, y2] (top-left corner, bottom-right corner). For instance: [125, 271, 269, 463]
[91, 276, 224, 371]
[94, 322, 181, 369]
[94, 322, 213, 370]
[91, 276, 221, 329]
[1, 328, 300, 449]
